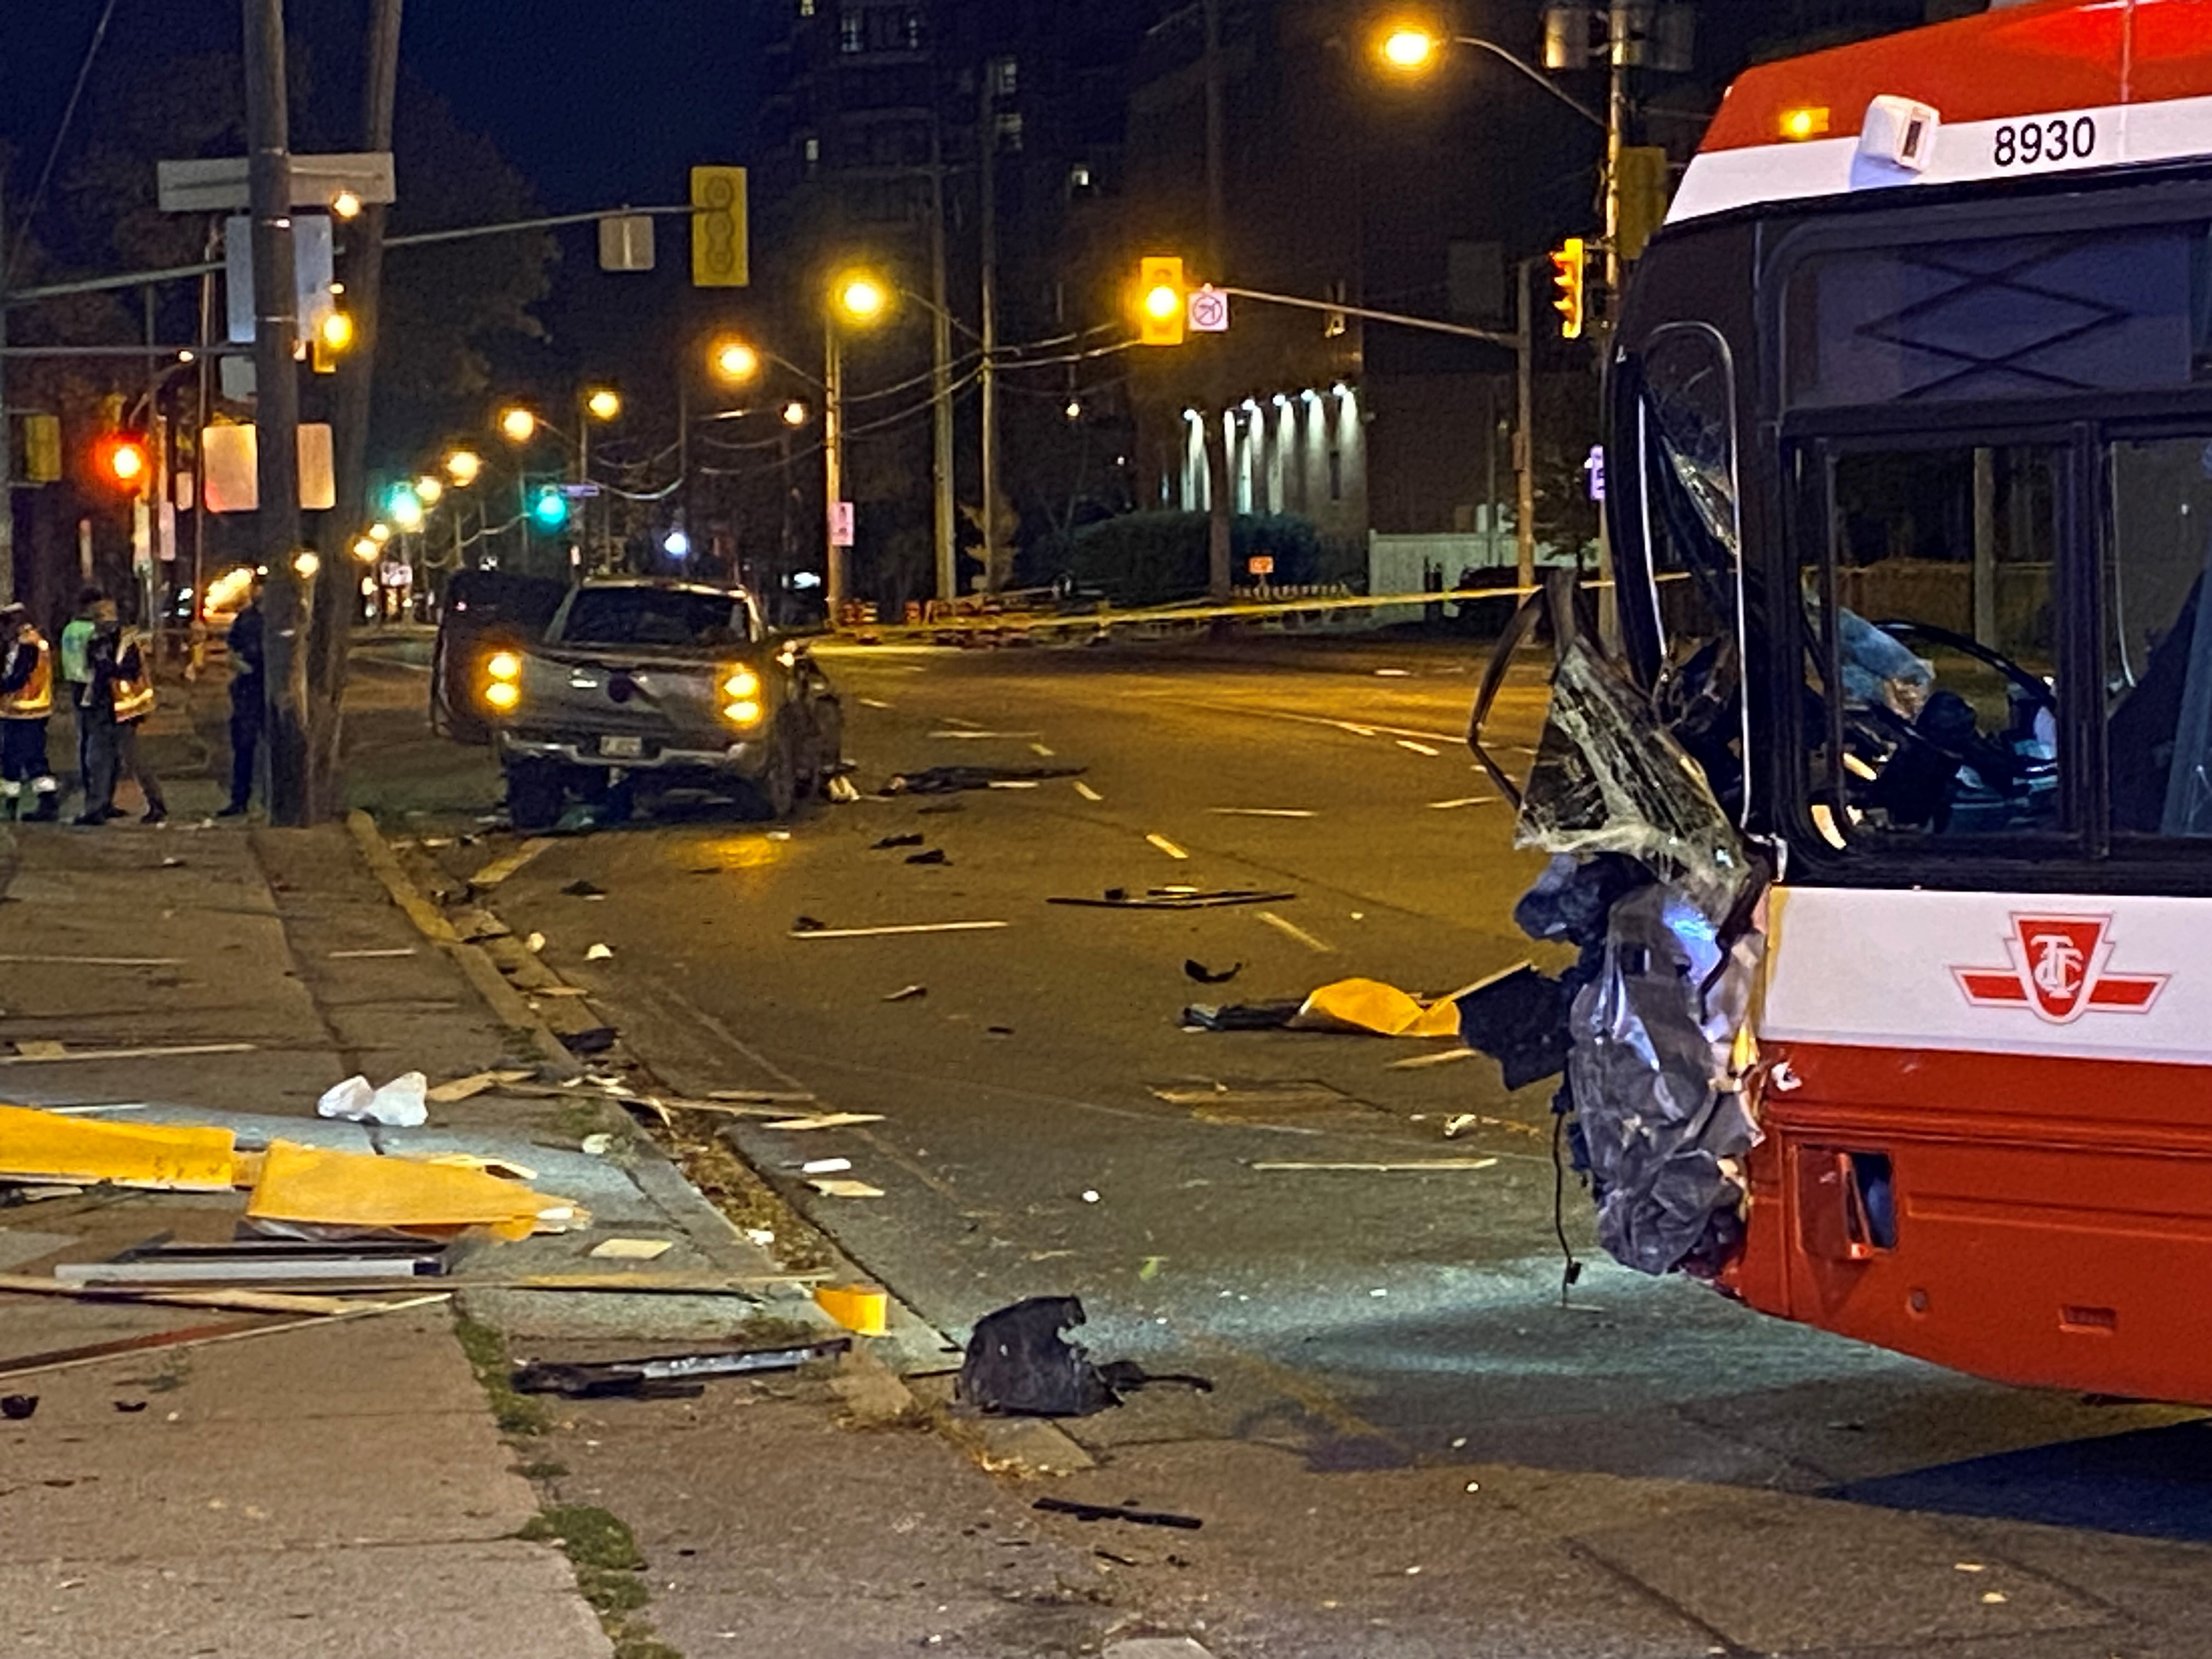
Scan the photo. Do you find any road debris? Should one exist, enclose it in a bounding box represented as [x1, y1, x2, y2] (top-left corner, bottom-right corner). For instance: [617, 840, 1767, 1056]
[584, 943, 614, 960]
[1428, 795, 1493, 810]
[764, 1111, 886, 1131]
[1181, 1000, 1302, 1031]
[579, 1133, 616, 1156]
[788, 920, 1009, 940]
[510, 1337, 853, 1400]
[885, 764, 1082, 794]
[0, 1041, 257, 1067]
[246, 1138, 585, 1239]
[1183, 960, 1242, 985]
[587, 1238, 674, 1262]
[2, 1394, 38, 1419]
[316, 1071, 430, 1128]
[1073, 781, 1104, 802]
[1052, 889, 1293, 911]
[560, 878, 607, 898]
[0, 1294, 450, 1385]
[906, 847, 949, 865]
[883, 984, 928, 1002]
[793, 915, 827, 932]
[707, 1088, 820, 1104]
[826, 775, 861, 803]
[1146, 833, 1190, 859]
[1252, 1158, 1500, 1172]
[809, 1177, 884, 1198]
[1391, 1048, 1479, 1070]
[561, 1026, 618, 1055]
[425, 1069, 535, 1104]
[1031, 742, 1056, 757]
[799, 1156, 853, 1175]
[1034, 1496, 1203, 1531]
[1288, 978, 1465, 1039]
[958, 1295, 1212, 1417]
[1442, 1113, 1481, 1138]
[0, 1104, 238, 1190]
[814, 1282, 890, 1335]
[326, 947, 418, 960]
[871, 833, 926, 849]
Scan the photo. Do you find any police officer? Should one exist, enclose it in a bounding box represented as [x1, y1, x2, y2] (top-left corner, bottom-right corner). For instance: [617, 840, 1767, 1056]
[0, 605, 61, 820]
[218, 574, 265, 817]
[76, 601, 166, 827]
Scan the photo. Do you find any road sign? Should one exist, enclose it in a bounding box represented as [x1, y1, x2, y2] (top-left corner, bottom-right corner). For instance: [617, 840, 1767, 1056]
[199, 422, 336, 512]
[558, 482, 603, 499]
[224, 213, 334, 347]
[1247, 554, 1275, 577]
[599, 215, 656, 273]
[1188, 286, 1230, 333]
[159, 152, 396, 215]
[830, 500, 856, 548]
[1584, 444, 1607, 502]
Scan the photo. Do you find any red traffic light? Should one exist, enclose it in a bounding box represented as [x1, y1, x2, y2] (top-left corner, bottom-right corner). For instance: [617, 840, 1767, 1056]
[95, 434, 150, 488]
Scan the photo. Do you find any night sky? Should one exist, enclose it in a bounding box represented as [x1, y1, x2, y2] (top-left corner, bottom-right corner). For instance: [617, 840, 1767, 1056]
[1, 1, 774, 216]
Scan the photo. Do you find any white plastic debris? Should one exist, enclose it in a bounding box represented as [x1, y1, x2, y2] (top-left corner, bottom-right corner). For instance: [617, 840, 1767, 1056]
[800, 1156, 853, 1175]
[1081, 1189, 1101, 1204]
[526, 932, 547, 953]
[580, 1133, 615, 1156]
[585, 943, 614, 961]
[315, 1071, 428, 1127]
[743, 1227, 776, 1248]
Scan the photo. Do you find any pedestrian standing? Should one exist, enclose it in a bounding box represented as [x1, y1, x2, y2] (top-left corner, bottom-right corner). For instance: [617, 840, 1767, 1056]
[219, 574, 266, 817]
[75, 603, 166, 827]
[0, 605, 61, 820]
[59, 585, 102, 809]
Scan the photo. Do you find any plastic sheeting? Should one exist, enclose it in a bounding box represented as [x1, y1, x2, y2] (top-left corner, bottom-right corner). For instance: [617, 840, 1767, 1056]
[1514, 636, 1755, 923]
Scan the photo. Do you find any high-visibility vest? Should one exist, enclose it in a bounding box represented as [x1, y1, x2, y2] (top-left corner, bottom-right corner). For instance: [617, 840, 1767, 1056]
[0, 630, 53, 718]
[110, 633, 155, 723]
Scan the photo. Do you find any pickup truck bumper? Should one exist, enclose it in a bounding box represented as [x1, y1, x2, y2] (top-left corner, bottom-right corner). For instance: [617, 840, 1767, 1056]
[497, 730, 769, 777]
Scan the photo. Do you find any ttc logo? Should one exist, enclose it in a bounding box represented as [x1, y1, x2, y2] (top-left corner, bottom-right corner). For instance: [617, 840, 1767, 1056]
[1952, 916, 2166, 1024]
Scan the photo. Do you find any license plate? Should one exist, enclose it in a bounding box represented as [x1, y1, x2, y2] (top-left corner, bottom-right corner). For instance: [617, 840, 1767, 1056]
[599, 735, 645, 759]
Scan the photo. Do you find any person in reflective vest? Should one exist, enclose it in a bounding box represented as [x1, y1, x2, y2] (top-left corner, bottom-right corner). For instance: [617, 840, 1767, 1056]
[75, 601, 166, 827]
[59, 584, 103, 806]
[0, 605, 60, 820]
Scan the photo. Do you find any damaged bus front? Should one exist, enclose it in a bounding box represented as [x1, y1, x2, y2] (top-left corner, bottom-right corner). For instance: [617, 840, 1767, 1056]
[1475, 0, 2212, 1405]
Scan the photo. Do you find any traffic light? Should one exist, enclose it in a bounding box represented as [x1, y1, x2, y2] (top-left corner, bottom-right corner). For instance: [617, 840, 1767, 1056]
[1137, 256, 1186, 347]
[1549, 237, 1587, 341]
[690, 165, 749, 289]
[531, 486, 570, 532]
[95, 432, 150, 492]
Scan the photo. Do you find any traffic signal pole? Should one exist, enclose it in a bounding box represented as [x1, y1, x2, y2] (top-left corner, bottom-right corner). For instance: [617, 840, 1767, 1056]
[243, 0, 311, 826]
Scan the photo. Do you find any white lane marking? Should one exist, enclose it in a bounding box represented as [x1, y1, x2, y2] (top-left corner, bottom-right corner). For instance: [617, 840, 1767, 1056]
[986, 780, 1041, 789]
[1073, 781, 1104, 802]
[1030, 742, 1056, 757]
[791, 921, 1010, 940]
[1208, 808, 1316, 819]
[1338, 723, 1379, 737]
[938, 714, 985, 727]
[1396, 740, 1441, 757]
[929, 729, 1040, 740]
[469, 837, 555, 887]
[858, 697, 893, 709]
[1374, 668, 1412, 678]
[329, 947, 419, 959]
[1258, 911, 1334, 953]
[1427, 796, 1496, 810]
[0, 954, 181, 966]
[1146, 833, 1190, 860]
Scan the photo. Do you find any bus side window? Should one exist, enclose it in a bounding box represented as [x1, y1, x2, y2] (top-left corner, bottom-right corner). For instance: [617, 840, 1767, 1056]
[1807, 444, 2064, 841]
[2107, 437, 2212, 837]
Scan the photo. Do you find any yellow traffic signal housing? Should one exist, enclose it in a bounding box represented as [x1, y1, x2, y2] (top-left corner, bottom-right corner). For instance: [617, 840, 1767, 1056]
[691, 166, 750, 289]
[1550, 237, 1588, 341]
[1615, 146, 1671, 264]
[22, 414, 62, 484]
[1137, 256, 1187, 346]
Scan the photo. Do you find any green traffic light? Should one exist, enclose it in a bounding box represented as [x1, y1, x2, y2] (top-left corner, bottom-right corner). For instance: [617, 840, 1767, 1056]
[531, 487, 569, 531]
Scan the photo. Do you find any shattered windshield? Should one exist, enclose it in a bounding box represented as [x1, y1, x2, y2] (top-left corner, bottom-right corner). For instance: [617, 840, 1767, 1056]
[1644, 328, 1739, 563]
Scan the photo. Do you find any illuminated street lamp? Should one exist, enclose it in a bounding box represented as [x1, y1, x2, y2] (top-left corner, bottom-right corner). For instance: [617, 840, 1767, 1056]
[414, 474, 444, 506]
[498, 407, 538, 444]
[368, 522, 392, 544]
[444, 448, 482, 487]
[833, 272, 889, 324]
[1380, 26, 1438, 70]
[781, 399, 809, 427]
[710, 338, 761, 382]
[351, 535, 379, 563]
[585, 387, 622, 422]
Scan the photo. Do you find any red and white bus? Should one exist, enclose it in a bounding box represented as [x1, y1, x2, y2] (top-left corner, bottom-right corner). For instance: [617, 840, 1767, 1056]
[1608, 0, 2212, 1402]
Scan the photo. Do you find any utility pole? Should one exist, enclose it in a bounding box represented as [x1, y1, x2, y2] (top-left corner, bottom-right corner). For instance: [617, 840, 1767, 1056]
[1516, 258, 1537, 592]
[978, 65, 1003, 593]
[927, 128, 956, 605]
[0, 165, 14, 609]
[1598, 0, 1630, 651]
[244, 0, 309, 826]
[823, 319, 845, 616]
[1203, 0, 1233, 604]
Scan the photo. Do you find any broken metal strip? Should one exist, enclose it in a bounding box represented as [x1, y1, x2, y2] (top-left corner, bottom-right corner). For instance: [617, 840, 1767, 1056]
[0, 1293, 450, 1384]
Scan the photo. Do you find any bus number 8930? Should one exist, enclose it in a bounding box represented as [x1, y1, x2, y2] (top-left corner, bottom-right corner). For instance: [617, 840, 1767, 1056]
[1994, 116, 2097, 169]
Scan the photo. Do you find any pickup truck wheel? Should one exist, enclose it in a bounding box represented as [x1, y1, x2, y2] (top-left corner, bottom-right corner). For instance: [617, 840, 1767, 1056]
[738, 721, 798, 821]
[505, 763, 564, 832]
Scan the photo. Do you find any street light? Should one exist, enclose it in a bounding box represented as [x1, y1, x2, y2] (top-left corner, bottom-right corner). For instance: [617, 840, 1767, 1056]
[1380, 26, 1438, 69]
[710, 338, 761, 382]
[1374, 25, 1605, 128]
[585, 388, 622, 422]
[414, 474, 444, 506]
[444, 449, 482, 487]
[781, 399, 809, 427]
[498, 407, 537, 444]
[351, 536, 378, 563]
[833, 272, 889, 324]
[368, 522, 392, 544]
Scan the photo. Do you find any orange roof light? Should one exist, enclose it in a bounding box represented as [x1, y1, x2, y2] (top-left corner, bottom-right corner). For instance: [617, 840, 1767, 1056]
[1780, 106, 1831, 142]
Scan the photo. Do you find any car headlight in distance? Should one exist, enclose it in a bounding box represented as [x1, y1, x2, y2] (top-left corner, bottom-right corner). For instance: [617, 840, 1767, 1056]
[484, 680, 521, 711]
[721, 667, 760, 700]
[487, 651, 522, 681]
[722, 698, 763, 726]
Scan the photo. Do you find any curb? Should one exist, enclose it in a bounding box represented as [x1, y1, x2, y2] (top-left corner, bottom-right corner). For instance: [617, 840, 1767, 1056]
[345, 808, 574, 1069]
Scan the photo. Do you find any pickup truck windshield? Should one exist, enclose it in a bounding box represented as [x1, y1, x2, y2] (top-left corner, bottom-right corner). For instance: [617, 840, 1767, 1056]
[560, 588, 754, 648]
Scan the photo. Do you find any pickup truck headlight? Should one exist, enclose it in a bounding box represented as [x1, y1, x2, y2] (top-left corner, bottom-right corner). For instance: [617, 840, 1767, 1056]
[484, 679, 521, 711]
[722, 697, 763, 726]
[721, 667, 760, 699]
[487, 651, 522, 681]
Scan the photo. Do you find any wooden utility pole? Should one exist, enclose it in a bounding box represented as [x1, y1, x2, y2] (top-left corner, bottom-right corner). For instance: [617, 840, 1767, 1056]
[244, 0, 309, 825]
[312, 0, 404, 820]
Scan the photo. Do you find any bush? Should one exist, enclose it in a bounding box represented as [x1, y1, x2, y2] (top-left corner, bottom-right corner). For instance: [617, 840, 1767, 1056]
[1043, 511, 1329, 606]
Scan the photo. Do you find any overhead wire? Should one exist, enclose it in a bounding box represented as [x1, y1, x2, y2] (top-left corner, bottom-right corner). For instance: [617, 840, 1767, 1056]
[4, 0, 122, 284]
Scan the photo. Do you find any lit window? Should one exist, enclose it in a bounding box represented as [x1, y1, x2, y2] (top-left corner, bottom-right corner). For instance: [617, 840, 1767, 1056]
[992, 57, 1018, 97]
[903, 8, 923, 48]
[803, 137, 820, 164]
[1069, 161, 1092, 191]
[798, 0, 814, 14]
[838, 10, 862, 52]
[995, 111, 1024, 152]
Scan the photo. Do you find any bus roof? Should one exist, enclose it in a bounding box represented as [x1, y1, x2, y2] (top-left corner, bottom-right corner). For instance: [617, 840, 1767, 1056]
[1669, 0, 2212, 226]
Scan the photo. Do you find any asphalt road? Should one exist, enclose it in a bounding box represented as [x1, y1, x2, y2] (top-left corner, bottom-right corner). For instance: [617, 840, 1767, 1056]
[348, 630, 2212, 1659]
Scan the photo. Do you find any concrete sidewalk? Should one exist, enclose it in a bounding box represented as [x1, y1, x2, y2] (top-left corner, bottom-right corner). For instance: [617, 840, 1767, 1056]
[0, 806, 746, 1659]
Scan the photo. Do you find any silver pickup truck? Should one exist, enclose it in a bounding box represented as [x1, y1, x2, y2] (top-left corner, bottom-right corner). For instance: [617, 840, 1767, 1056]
[472, 578, 842, 829]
